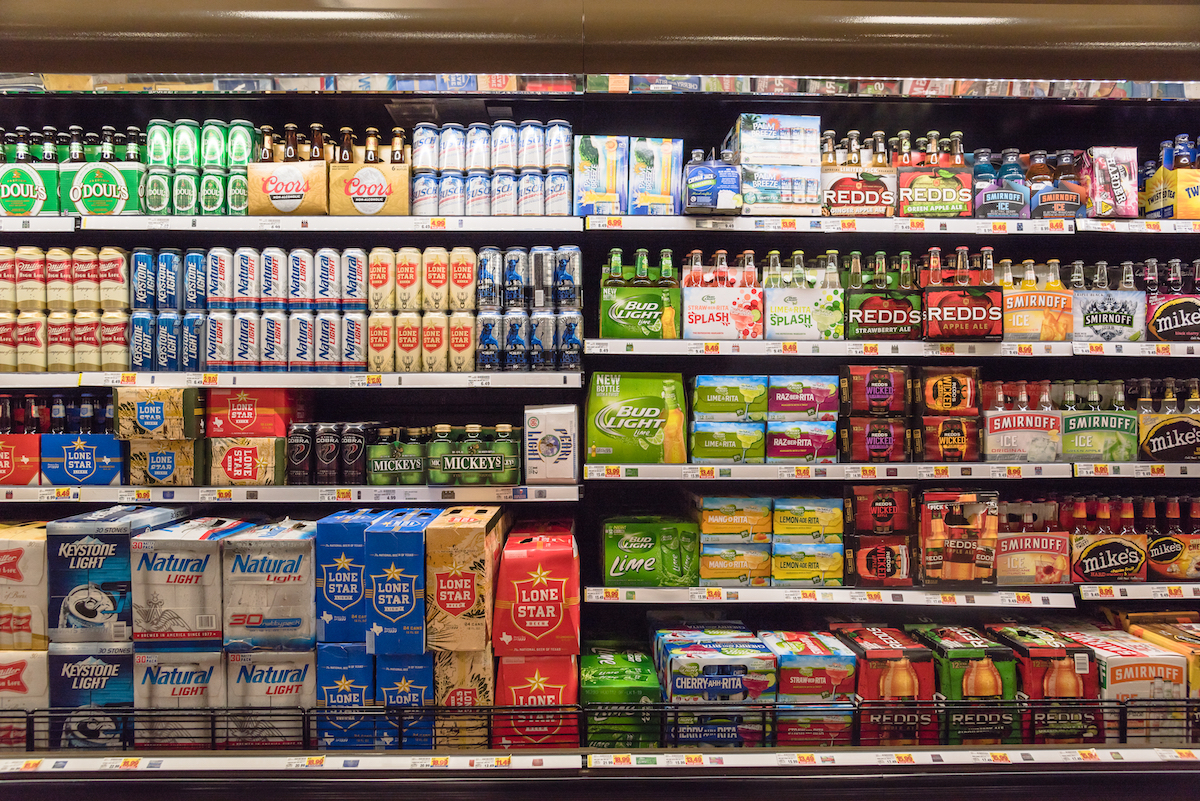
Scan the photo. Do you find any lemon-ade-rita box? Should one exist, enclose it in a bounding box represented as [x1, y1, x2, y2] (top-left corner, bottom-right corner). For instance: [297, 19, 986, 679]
[128, 440, 207, 486]
[0, 162, 59, 216]
[1003, 288, 1074, 341]
[771, 541, 844, 586]
[424, 506, 504, 652]
[363, 509, 438, 655]
[764, 287, 844, 340]
[773, 498, 843, 542]
[248, 160, 329, 216]
[315, 508, 396, 644]
[115, 388, 205, 441]
[0, 435, 41, 485]
[40, 434, 124, 486]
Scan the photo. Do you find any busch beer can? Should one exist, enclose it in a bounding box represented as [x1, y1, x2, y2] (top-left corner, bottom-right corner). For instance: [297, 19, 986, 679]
[342, 310, 368, 372]
[367, 311, 395, 372]
[205, 309, 233, 371]
[438, 123, 466, 172]
[71, 247, 100, 312]
[368, 247, 396, 311]
[395, 248, 422, 311]
[394, 311, 421, 372]
[529, 309, 556, 372]
[100, 309, 131, 371]
[47, 310, 74, 373]
[410, 123, 438, 171]
[421, 247, 449, 311]
[465, 123, 491, 171]
[156, 248, 184, 312]
[491, 168, 517, 216]
[554, 245, 583, 309]
[181, 311, 206, 371]
[260, 309, 288, 372]
[491, 121, 518, 170]
[45, 247, 73, 312]
[421, 309, 449, 372]
[155, 310, 181, 372]
[261, 247, 288, 310]
[476, 247, 503, 309]
[530, 246, 555, 310]
[314, 310, 343, 372]
[465, 170, 491, 216]
[448, 247, 477, 311]
[233, 309, 261, 371]
[517, 168, 545, 216]
[98, 246, 130, 312]
[72, 310, 102, 372]
[130, 310, 156, 371]
[438, 170, 466, 216]
[556, 309, 583, 371]
[545, 168, 571, 216]
[517, 120, 545, 170]
[287, 248, 316, 311]
[131, 247, 156, 311]
[15, 310, 47, 373]
[183, 248, 207, 310]
[206, 247, 235, 310]
[233, 246, 262, 310]
[287, 309, 315, 371]
[411, 171, 439, 216]
[315, 247, 342, 310]
[503, 247, 529, 310]
[448, 311, 475, 373]
[341, 248, 368, 312]
[501, 308, 530, 372]
[544, 120, 572, 169]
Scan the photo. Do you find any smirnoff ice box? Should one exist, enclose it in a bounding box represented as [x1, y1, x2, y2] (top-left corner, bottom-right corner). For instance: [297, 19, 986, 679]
[375, 653, 434, 749]
[48, 506, 189, 643]
[225, 650, 315, 748]
[316, 643, 375, 749]
[222, 519, 317, 652]
[131, 517, 254, 650]
[315, 508, 395, 644]
[0, 522, 48, 650]
[132, 649, 226, 748]
[48, 641, 134, 749]
[1072, 290, 1147, 342]
[983, 410, 1062, 462]
[365, 509, 439, 655]
[0, 650, 48, 749]
[433, 647, 494, 748]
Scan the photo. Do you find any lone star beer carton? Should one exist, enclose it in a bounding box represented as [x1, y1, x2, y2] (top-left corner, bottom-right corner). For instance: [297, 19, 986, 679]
[759, 630, 855, 746]
[985, 624, 1102, 744]
[363, 508, 439, 655]
[375, 652, 434, 749]
[0, 521, 49, 650]
[315, 643, 375, 749]
[115, 388, 205, 441]
[913, 626, 1020, 745]
[248, 160, 328, 216]
[425, 507, 504, 652]
[0, 435, 41, 486]
[0, 650, 48, 748]
[835, 625, 937, 746]
[128, 440, 207, 486]
[208, 437, 286, 486]
[493, 534, 580, 657]
[40, 434, 124, 486]
[207, 389, 307, 438]
[433, 647, 494, 748]
[493, 655, 580, 749]
[315, 508, 395, 644]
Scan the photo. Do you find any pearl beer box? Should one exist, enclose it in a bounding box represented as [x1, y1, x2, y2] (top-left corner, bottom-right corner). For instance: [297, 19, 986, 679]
[363, 509, 439, 655]
[248, 161, 329, 216]
[0, 163, 60, 216]
[315, 508, 397, 645]
[923, 287, 1004, 340]
[0, 435, 41, 485]
[0, 522, 49, 650]
[208, 437, 286, 486]
[40, 434, 124, 485]
[1147, 295, 1200, 341]
[328, 162, 411, 216]
[115, 388, 205, 441]
[207, 389, 308, 438]
[127, 440, 207, 486]
[897, 166, 973, 217]
[1138, 413, 1200, 461]
[57, 161, 144, 216]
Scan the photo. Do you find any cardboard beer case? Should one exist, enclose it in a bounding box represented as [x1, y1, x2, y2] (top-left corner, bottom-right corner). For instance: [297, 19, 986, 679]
[207, 389, 309, 438]
[433, 647, 494, 748]
[682, 286, 765, 340]
[424, 506, 505, 652]
[248, 160, 329, 216]
[820, 166, 896, 216]
[314, 508, 397, 645]
[493, 534, 580, 657]
[115, 388, 205, 441]
[208, 437, 286, 485]
[1072, 290, 1147, 342]
[363, 509, 440, 655]
[492, 655, 580, 749]
[375, 652, 434, 749]
[764, 287, 844, 340]
[0, 163, 60, 216]
[913, 626, 1021, 745]
[57, 161, 144, 216]
[328, 161, 410, 216]
[923, 287, 1004, 340]
[40, 434, 124, 485]
[0, 521, 49, 650]
[834, 625, 938, 746]
[1003, 289, 1074, 341]
[127, 440, 207, 486]
[1147, 294, 1200, 341]
[0, 435, 41, 485]
[897, 166, 973, 217]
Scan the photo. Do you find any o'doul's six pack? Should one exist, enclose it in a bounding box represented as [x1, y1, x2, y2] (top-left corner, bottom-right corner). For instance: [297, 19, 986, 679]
[221, 519, 317, 652]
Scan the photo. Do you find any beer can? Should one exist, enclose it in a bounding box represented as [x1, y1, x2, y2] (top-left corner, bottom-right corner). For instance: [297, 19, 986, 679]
[181, 311, 206, 371]
[15, 246, 46, 312]
[501, 308, 530, 372]
[72, 310, 102, 372]
[339, 423, 367, 485]
[367, 310, 395, 372]
[411, 170, 439, 216]
[205, 309, 233, 371]
[411, 123, 439, 171]
[544, 120, 573, 169]
[315, 247, 342, 310]
[45, 247, 73, 312]
[517, 120, 545, 170]
[448, 247, 477, 311]
[314, 310, 343, 372]
[130, 247, 156, 311]
[421, 309, 449, 372]
[545, 168, 571, 216]
[341, 248, 368, 312]
[530, 246, 555, 310]
[0, 311, 15, 372]
[517, 168, 545, 216]
[200, 119, 229, 170]
[554, 245, 583, 309]
[286, 422, 315, 485]
[16, 310, 47, 373]
[198, 168, 227, 215]
[146, 119, 174, 168]
[130, 310, 156, 371]
[476, 247, 503, 309]
[395, 247, 422, 311]
[464, 170, 491, 216]
[343, 310, 368, 372]
[556, 309, 583, 371]
[448, 310, 475, 372]
[260, 308, 288, 372]
[438, 123, 467, 172]
[227, 167, 249, 216]
[314, 422, 341, 484]
[47, 311, 74, 373]
[491, 120, 518, 170]
[156, 248, 184, 312]
[421, 247, 449, 311]
[287, 248, 316, 311]
[183, 248, 207, 310]
[71, 247, 100, 311]
[232, 309, 261, 371]
[368, 247, 396, 311]
[529, 309, 556, 372]
[234, 246, 262, 310]
[206, 246, 235, 310]
[503, 247, 530, 310]
[438, 170, 466, 216]
[394, 311, 421, 372]
[155, 310, 181, 372]
[98, 247, 129, 312]
[465, 123, 491, 171]
[0, 247, 16, 312]
[287, 309, 315, 371]
[261, 247, 288, 310]
[144, 166, 172, 215]
[227, 120, 255, 168]
[173, 119, 200, 170]
[100, 309, 131, 371]
[491, 168, 517, 216]
[172, 167, 200, 216]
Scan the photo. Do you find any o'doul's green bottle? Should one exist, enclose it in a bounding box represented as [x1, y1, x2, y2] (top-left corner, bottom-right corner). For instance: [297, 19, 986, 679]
[457, 424, 485, 485]
[426, 424, 454, 485]
[492, 423, 520, 485]
[367, 426, 396, 485]
[399, 426, 427, 485]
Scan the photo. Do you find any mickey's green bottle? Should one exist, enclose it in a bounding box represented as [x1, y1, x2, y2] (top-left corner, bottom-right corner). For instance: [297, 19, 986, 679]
[492, 423, 520, 485]
[458, 424, 485, 485]
[426, 424, 453, 485]
[399, 426, 427, 485]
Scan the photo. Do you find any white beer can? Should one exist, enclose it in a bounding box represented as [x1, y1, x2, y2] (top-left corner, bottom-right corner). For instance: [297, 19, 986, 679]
[421, 247, 449, 311]
[15, 246, 45, 312]
[98, 247, 130, 311]
[45, 247, 73, 312]
[71, 247, 100, 311]
[205, 309, 233, 371]
[260, 309, 288, 372]
[448, 311, 476, 372]
[261, 247, 288, 310]
[287, 248, 316, 311]
[47, 310, 74, 372]
[342, 310, 368, 372]
[232, 309, 261, 370]
[368, 247, 396, 311]
[16, 310, 47, 372]
[100, 309, 130, 371]
[367, 310, 395, 372]
[394, 311, 421, 372]
[421, 309, 449, 372]
[0, 311, 16, 372]
[205, 247, 235, 310]
[233, 247, 262, 309]
[395, 247, 422, 311]
[72, 310, 102, 372]
[341, 248, 368, 312]
[315, 247, 342, 310]
[0, 247, 14, 312]
[448, 247, 477, 311]
[287, 309, 315, 371]
[314, 310, 343, 372]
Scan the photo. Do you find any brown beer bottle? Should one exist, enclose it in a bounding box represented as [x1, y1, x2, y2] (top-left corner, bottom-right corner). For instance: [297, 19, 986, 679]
[364, 128, 382, 163]
[390, 127, 407, 164]
[258, 125, 275, 162]
[308, 123, 326, 161]
[338, 127, 356, 164]
[282, 124, 300, 162]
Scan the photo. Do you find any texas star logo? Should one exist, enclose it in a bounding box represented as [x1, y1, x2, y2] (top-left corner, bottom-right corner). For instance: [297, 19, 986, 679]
[434, 562, 477, 617]
[370, 562, 417, 622]
[62, 438, 98, 482]
[226, 391, 259, 431]
[321, 552, 364, 612]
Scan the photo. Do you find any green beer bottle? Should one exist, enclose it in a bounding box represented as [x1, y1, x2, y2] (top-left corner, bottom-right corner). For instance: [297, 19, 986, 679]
[367, 427, 394, 486]
[426, 424, 454, 485]
[458, 424, 485, 485]
[492, 423, 520, 485]
[399, 427, 426, 485]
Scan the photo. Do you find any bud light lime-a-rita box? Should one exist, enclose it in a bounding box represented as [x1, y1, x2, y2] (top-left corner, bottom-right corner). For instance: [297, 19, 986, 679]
[315, 509, 396, 644]
[0, 162, 60, 216]
[690, 375, 768, 422]
[58, 159, 145, 216]
[689, 422, 766, 464]
[602, 516, 699, 587]
[40, 434, 124, 485]
[586, 372, 688, 464]
[364, 509, 439, 655]
[221, 519, 317, 652]
[376, 652, 434, 749]
[316, 643, 375, 749]
[48, 641, 134, 749]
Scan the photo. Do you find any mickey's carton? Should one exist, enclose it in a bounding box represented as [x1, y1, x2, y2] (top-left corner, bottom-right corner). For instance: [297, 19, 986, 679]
[913, 625, 1020, 745]
[424, 507, 504, 652]
[0, 522, 48, 650]
[433, 647, 494, 748]
[492, 655, 580, 749]
[375, 652, 434, 749]
[834, 625, 937, 746]
[315, 508, 395, 644]
[364, 509, 439, 655]
[493, 533, 580, 656]
[760, 631, 855, 746]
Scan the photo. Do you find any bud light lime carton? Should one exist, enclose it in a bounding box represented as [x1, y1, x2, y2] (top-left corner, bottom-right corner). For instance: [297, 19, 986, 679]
[316, 643, 375, 749]
[602, 516, 699, 587]
[221, 519, 317, 652]
[58, 160, 145, 216]
[581, 648, 661, 748]
[40, 434, 124, 486]
[573, 135, 628, 215]
[628, 137, 683, 215]
[689, 422, 766, 464]
[375, 652, 434, 749]
[364, 509, 439, 655]
[690, 375, 768, 422]
[48, 641, 134, 749]
[0, 162, 60, 216]
[315, 509, 395, 644]
[600, 285, 681, 339]
[586, 372, 688, 464]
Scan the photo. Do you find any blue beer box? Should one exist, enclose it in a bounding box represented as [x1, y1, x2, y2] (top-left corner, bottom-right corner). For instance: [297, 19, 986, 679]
[363, 509, 441, 656]
[40, 434, 124, 485]
[436, 74, 478, 92]
[375, 653, 435, 749]
[315, 509, 396, 644]
[316, 643, 376, 749]
[48, 642, 135, 749]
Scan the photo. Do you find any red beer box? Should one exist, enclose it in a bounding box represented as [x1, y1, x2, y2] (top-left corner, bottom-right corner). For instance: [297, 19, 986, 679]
[835, 625, 938, 746]
[840, 365, 911, 416]
[207, 389, 309, 437]
[0, 435, 40, 485]
[923, 287, 1004, 340]
[492, 655, 580, 749]
[841, 417, 909, 462]
[492, 533, 580, 656]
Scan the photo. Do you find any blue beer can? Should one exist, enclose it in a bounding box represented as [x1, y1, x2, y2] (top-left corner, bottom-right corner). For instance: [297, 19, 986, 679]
[529, 309, 556, 372]
[181, 311, 206, 371]
[554, 245, 583, 309]
[555, 309, 583, 371]
[131, 247, 157, 310]
[183, 248, 207, 310]
[130, 310, 156, 370]
[155, 310, 181, 371]
[474, 308, 502, 372]
[501, 308, 530, 372]
[156, 248, 184, 312]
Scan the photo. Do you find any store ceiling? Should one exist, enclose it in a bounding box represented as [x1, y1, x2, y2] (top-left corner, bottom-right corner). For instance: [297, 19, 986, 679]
[0, 0, 1197, 80]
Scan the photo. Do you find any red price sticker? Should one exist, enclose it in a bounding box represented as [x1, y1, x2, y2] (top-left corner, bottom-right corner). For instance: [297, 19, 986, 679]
[612, 754, 633, 766]
[1151, 464, 1166, 477]
[781, 219, 797, 230]
[429, 217, 447, 230]
[908, 219, 926, 231]
[1099, 221, 1117, 232]
[800, 590, 817, 601]
[781, 341, 798, 354]
[602, 588, 619, 601]
[939, 343, 956, 355]
[1007, 466, 1022, 479]
[216, 489, 233, 500]
[792, 466, 811, 479]
[1092, 464, 1110, 476]
[202, 372, 218, 386]
[863, 343, 879, 355]
[989, 753, 1011, 764]
[894, 754, 915, 765]
[1155, 343, 1172, 356]
[1096, 586, 1115, 598]
[1013, 592, 1032, 605]
[1088, 342, 1105, 354]
[796, 754, 817, 764]
[120, 372, 138, 385]
[1146, 221, 1162, 232]
[431, 757, 449, 768]
[1168, 586, 1184, 598]
[1017, 344, 1033, 356]
[840, 219, 857, 231]
[991, 221, 1009, 234]
[1048, 220, 1065, 232]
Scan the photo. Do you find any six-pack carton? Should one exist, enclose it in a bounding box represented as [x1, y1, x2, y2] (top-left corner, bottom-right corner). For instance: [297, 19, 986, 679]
[133, 649, 226, 748]
[115, 388, 205, 440]
[493, 655, 580, 748]
[914, 625, 1020, 744]
[580, 647, 660, 748]
[0, 649, 48, 748]
[425, 506, 504, 652]
[0, 436, 42, 485]
[225, 650, 315, 747]
[207, 389, 308, 438]
[40, 434, 124, 486]
[835, 625, 938, 746]
[248, 161, 329, 216]
[493, 534, 580, 657]
[0, 521, 48, 650]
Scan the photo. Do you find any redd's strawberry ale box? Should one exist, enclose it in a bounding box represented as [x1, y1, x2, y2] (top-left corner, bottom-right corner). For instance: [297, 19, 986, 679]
[425, 507, 504, 652]
[835, 625, 937, 745]
[493, 534, 580, 656]
[985, 624, 1103, 744]
[492, 655, 580, 748]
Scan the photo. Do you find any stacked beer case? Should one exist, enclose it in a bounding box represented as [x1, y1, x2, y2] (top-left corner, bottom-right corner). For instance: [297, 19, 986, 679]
[0, 521, 50, 749]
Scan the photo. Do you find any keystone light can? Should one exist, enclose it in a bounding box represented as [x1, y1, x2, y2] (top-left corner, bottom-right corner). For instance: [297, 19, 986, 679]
[205, 309, 233, 371]
[261, 247, 288, 310]
[183, 248, 207, 310]
[342, 310, 368, 372]
[131, 247, 156, 311]
[130, 310, 156, 371]
[181, 311, 205, 371]
[476, 307, 503, 370]
[232, 309, 261, 371]
[155, 310, 181, 372]
[315, 310, 343, 372]
[315, 247, 342, 310]
[206, 247, 235, 310]
[287, 309, 315, 371]
[340, 248, 368, 312]
[156, 248, 183, 312]
[260, 308, 288, 372]
[287, 248, 316, 312]
[233, 247, 262, 310]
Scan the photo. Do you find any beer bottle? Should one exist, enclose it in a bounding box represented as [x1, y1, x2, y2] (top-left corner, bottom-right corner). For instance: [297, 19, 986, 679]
[820, 130, 837, 167]
[739, 250, 758, 287]
[1091, 260, 1109, 290]
[21, 395, 38, 434]
[366, 427, 393, 485]
[713, 250, 730, 287]
[1116, 260, 1136, 290]
[1020, 259, 1038, 290]
[13, 127, 31, 163]
[1162, 377, 1181, 414]
[258, 125, 275, 162]
[60, 125, 83, 164]
[492, 423, 519, 484]
[763, 250, 783, 288]
[980, 247, 995, 286]
[954, 246, 970, 286]
[1014, 381, 1030, 411]
[631, 249, 653, 287]
[870, 131, 888, 168]
[602, 248, 626, 287]
[948, 131, 966, 167]
[821, 250, 841, 289]
[1093, 498, 1115, 537]
[121, 127, 140, 161]
[1175, 135, 1194, 169]
[848, 251, 863, 290]
[661, 383, 687, 463]
[926, 247, 942, 286]
[1143, 258, 1161, 294]
[1069, 497, 1091, 538]
[0, 395, 10, 434]
[364, 127, 382, 163]
[1110, 380, 1129, 412]
[28, 132, 44, 162]
[1116, 497, 1138, 539]
[1169, 259, 1186, 293]
[873, 251, 888, 290]
[896, 130, 913, 167]
[1037, 382, 1055, 412]
[656, 249, 678, 288]
[995, 258, 1013, 289]
[307, 123, 326, 160]
[1185, 378, 1200, 413]
[1085, 381, 1102, 411]
[845, 129, 862, 168]
[282, 123, 300, 162]
[973, 148, 996, 181]
[400, 427, 427, 485]
[1055, 149, 1078, 182]
[1142, 496, 1162, 542]
[1045, 258, 1064, 291]
[681, 249, 704, 288]
[1060, 380, 1078, 411]
[1137, 378, 1156, 414]
[887, 136, 899, 165]
[98, 126, 117, 162]
[338, 127, 356, 163]
[898, 251, 914, 289]
[458, 424, 484, 485]
[426, 424, 454, 484]
[390, 127, 407, 163]
[1025, 150, 1054, 187]
[784, 250, 801, 287]
[925, 130, 941, 167]
[40, 126, 58, 162]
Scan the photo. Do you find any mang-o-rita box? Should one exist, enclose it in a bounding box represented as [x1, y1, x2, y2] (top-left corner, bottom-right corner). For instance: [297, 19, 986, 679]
[40, 434, 124, 486]
[0, 435, 42, 485]
[424, 507, 504, 653]
[128, 440, 207, 486]
[573, 135, 628, 216]
[207, 389, 308, 438]
[208, 437, 286, 485]
[115, 388, 205, 440]
[628, 137, 683, 215]
[0, 522, 49, 650]
[248, 160, 329, 216]
[685, 494, 772, 543]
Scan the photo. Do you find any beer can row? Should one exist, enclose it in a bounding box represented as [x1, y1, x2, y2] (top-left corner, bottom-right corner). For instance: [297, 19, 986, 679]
[472, 307, 583, 373]
[411, 167, 571, 216]
[0, 245, 130, 312]
[146, 117, 256, 171]
[411, 119, 571, 174]
[0, 309, 130, 373]
[143, 165, 249, 216]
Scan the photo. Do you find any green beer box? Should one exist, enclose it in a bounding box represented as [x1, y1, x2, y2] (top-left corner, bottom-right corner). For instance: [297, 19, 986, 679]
[426, 431, 521, 486]
[689, 422, 766, 464]
[600, 285, 682, 339]
[581, 650, 662, 743]
[1061, 410, 1138, 463]
[690, 375, 768, 421]
[0, 163, 60, 216]
[587, 372, 688, 464]
[912, 625, 1020, 745]
[58, 160, 146, 215]
[115, 388, 205, 440]
[602, 515, 699, 587]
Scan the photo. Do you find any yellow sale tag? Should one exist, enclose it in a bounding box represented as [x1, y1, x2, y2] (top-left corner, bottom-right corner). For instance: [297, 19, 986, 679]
[800, 590, 817, 601]
[134, 489, 150, 501]
[612, 754, 632, 766]
[992, 221, 1008, 234]
[429, 217, 447, 229]
[939, 343, 955, 355]
[840, 219, 857, 231]
[431, 757, 449, 767]
[602, 588, 619, 601]
[1174, 750, 1197, 760]
[1146, 221, 1162, 232]
[1156, 344, 1172, 356]
[202, 372, 218, 386]
[1017, 344, 1033, 356]
[1007, 466, 1022, 478]
[684, 754, 704, 766]
[495, 756, 511, 767]
[908, 219, 926, 231]
[55, 488, 72, 499]
[934, 466, 949, 478]
[1088, 342, 1105, 354]
[305, 756, 325, 768]
[1093, 464, 1110, 476]
[1168, 586, 1184, 598]
[705, 588, 723, 600]
[863, 343, 879, 355]
[1152, 464, 1166, 476]
[1096, 586, 1115, 598]
[866, 591, 882, 602]
[606, 217, 623, 228]
[1049, 220, 1065, 232]
[781, 219, 797, 230]
[990, 753, 1011, 763]
[782, 342, 798, 354]
[604, 465, 621, 478]
[120, 758, 141, 770]
[120, 373, 137, 385]
[216, 489, 232, 500]
[792, 466, 811, 479]
[1014, 592, 1032, 604]
[861, 466, 877, 479]
[336, 488, 352, 500]
[796, 754, 817, 764]
[366, 374, 382, 386]
[698, 467, 716, 479]
[940, 593, 957, 605]
[704, 342, 720, 354]
[20, 760, 42, 771]
[894, 754, 915, 764]
[1079, 750, 1099, 761]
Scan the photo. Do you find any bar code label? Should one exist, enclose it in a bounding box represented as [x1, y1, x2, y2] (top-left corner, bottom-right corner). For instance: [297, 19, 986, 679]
[196, 615, 216, 630]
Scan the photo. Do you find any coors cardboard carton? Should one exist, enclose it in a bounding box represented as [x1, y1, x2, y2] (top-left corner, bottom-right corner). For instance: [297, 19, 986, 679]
[329, 162, 410, 216]
[493, 534, 580, 656]
[425, 507, 504, 652]
[248, 161, 328, 216]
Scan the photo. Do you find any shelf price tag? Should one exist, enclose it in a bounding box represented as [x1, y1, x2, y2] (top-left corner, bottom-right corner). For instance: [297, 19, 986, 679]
[116, 489, 152, 503]
[604, 217, 624, 229]
[977, 220, 1009, 234]
[466, 375, 492, 388]
[318, 488, 353, 502]
[778, 466, 811, 479]
[372, 489, 397, 502]
[584, 340, 610, 354]
[285, 756, 325, 769]
[896, 218, 926, 232]
[1001, 592, 1033, 606]
[990, 465, 1023, 479]
[923, 342, 957, 356]
[199, 489, 233, 501]
[782, 589, 818, 602]
[859, 466, 877, 479]
[690, 587, 724, 601]
[766, 341, 799, 355]
[348, 374, 383, 388]
[257, 218, 283, 231]
[1152, 343, 1173, 356]
[38, 487, 79, 501]
[1001, 343, 1035, 357]
[1152, 585, 1185, 599]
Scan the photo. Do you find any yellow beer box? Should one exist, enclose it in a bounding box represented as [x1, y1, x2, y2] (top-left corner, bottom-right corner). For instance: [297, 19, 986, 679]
[699, 543, 772, 587]
[1002, 289, 1074, 341]
[772, 541, 844, 586]
[248, 160, 329, 215]
[208, 437, 286, 486]
[328, 145, 410, 216]
[115, 388, 205, 441]
[1146, 166, 1200, 219]
[128, 440, 207, 486]
[773, 498, 844, 543]
[433, 647, 494, 748]
[684, 493, 773, 543]
[425, 506, 505, 652]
